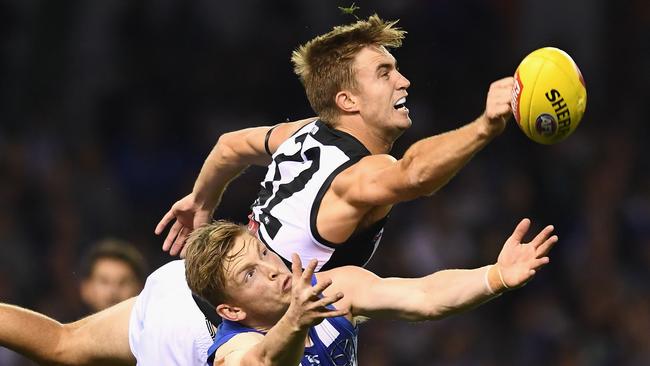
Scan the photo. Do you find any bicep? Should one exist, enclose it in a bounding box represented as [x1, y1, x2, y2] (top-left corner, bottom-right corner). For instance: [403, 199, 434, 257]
[336, 155, 421, 207]
[221, 117, 316, 166]
[347, 269, 429, 321]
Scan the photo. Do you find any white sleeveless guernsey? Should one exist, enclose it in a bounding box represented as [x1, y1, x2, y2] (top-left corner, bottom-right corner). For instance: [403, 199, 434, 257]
[128, 260, 214, 365]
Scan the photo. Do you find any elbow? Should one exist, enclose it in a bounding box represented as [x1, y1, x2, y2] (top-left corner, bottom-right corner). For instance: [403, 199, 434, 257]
[403, 153, 457, 197]
[46, 324, 84, 366]
[424, 304, 457, 321]
[404, 160, 441, 198]
[215, 133, 239, 163]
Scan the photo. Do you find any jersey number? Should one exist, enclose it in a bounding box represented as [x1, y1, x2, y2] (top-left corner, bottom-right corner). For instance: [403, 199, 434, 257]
[256, 133, 320, 239]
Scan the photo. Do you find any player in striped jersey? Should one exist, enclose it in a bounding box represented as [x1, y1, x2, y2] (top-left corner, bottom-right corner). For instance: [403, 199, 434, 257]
[156, 15, 515, 271]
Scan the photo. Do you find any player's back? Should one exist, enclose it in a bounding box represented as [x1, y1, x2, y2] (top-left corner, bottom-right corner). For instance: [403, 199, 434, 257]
[128, 260, 214, 366]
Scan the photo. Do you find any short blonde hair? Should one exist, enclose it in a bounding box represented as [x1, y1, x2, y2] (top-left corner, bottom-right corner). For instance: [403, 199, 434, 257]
[292, 14, 406, 125]
[184, 220, 248, 306]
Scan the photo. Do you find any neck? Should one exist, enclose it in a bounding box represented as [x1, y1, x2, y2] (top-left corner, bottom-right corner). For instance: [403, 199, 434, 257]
[332, 114, 397, 154]
[236, 312, 283, 333]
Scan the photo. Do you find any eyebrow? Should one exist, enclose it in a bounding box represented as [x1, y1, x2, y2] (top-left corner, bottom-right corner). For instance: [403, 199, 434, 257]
[231, 238, 254, 283]
[232, 238, 267, 284]
[376, 62, 396, 75]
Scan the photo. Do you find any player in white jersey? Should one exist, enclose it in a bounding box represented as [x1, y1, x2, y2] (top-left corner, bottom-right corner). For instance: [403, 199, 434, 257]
[128, 260, 214, 365]
[0, 260, 212, 366]
[0, 15, 517, 366]
[156, 15, 515, 271]
[0, 218, 558, 366]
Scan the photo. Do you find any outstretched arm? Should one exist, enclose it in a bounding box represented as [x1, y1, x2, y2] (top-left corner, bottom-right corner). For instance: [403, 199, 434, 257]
[156, 117, 316, 256]
[334, 218, 557, 321]
[0, 298, 135, 366]
[335, 78, 514, 207]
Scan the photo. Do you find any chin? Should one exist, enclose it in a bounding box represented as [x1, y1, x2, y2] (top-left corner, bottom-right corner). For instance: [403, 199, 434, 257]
[395, 117, 412, 133]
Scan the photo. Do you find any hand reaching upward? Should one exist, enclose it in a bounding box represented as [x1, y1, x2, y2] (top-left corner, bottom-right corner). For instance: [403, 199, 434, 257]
[495, 218, 558, 289]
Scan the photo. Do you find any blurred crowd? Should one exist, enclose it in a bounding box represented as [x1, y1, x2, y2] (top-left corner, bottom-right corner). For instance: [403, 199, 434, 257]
[1, 0, 649, 365]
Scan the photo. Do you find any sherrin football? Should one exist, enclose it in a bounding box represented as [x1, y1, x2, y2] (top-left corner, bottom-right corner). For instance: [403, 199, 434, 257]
[511, 47, 587, 144]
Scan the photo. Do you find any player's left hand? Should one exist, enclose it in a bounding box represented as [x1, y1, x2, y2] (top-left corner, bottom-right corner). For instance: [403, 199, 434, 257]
[496, 218, 558, 288]
[155, 193, 213, 257]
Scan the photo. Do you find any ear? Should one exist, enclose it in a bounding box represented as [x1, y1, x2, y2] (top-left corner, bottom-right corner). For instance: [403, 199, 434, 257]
[335, 90, 360, 113]
[217, 303, 247, 322]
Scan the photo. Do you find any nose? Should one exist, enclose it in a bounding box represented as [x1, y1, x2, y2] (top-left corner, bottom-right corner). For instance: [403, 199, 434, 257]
[260, 261, 281, 280]
[396, 70, 410, 90]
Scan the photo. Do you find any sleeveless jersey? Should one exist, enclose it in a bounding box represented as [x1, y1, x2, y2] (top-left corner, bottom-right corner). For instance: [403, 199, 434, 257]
[207, 275, 358, 366]
[250, 120, 387, 271]
[129, 260, 215, 366]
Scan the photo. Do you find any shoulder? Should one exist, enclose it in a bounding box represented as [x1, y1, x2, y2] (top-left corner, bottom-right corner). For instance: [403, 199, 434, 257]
[330, 154, 397, 201]
[267, 117, 318, 151]
[334, 154, 396, 183]
[142, 260, 185, 287]
[214, 332, 265, 365]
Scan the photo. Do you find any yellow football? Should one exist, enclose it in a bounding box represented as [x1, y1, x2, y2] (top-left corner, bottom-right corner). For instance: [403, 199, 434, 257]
[511, 47, 587, 144]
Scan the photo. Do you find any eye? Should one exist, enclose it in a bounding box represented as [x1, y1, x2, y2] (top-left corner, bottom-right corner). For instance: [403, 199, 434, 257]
[262, 249, 268, 256]
[382, 71, 390, 79]
[245, 269, 255, 281]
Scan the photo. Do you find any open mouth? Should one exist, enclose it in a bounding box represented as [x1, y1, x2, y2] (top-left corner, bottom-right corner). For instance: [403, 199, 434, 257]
[394, 96, 407, 110]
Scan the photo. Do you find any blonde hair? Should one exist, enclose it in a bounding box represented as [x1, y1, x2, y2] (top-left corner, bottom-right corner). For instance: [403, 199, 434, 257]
[184, 220, 248, 306]
[291, 14, 406, 125]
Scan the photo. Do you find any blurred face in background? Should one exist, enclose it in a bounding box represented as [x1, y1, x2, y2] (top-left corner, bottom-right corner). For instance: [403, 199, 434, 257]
[80, 257, 142, 312]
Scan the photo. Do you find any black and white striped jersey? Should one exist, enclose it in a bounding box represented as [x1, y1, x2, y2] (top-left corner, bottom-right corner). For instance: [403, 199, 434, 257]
[250, 120, 388, 271]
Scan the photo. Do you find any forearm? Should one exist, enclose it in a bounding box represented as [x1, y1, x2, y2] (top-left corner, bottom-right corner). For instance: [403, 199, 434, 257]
[404, 265, 506, 320]
[0, 303, 70, 365]
[401, 115, 496, 196]
[191, 134, 256, 210]
[243, 317, 308, 366]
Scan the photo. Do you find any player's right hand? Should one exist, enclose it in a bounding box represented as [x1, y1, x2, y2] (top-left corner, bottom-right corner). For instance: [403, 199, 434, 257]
[155, 193, 213, 257]
[481, 77, 515, 136]
[285, 254, 346, 329]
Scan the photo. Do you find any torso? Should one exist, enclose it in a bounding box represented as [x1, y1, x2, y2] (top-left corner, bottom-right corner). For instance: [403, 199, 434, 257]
[250, 120, 389, 271]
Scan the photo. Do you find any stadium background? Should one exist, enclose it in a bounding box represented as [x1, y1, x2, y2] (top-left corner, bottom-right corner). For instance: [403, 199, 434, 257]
[1, 0, 649, 364]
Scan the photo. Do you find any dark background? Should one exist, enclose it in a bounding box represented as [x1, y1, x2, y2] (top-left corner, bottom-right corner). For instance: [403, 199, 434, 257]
[1, 0, 649, 365]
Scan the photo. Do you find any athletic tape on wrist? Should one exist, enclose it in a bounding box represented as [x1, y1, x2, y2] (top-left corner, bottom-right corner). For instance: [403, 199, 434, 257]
[497, 265, 510, 290]
[484, 266, 496, 295]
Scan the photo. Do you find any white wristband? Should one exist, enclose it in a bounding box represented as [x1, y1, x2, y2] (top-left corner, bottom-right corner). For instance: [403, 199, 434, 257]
[484, 266, 496, 295]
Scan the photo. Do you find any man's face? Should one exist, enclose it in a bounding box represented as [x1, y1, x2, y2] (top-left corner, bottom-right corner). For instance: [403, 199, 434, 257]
[351, 45, 411, 135]
[80, 258, 142, 311]
[223, 233, 293, 321]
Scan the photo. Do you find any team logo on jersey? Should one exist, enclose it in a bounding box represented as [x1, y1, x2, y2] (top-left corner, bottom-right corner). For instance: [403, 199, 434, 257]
[304, 354, 321, 365]
[205, 318, 216, 339]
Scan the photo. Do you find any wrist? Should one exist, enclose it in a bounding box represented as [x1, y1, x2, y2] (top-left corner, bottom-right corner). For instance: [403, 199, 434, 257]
[278, 308, 305, 333]
[486, 264, 510, 294]
[187, 191, 218, 213]
[475, 113, 503, 140]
